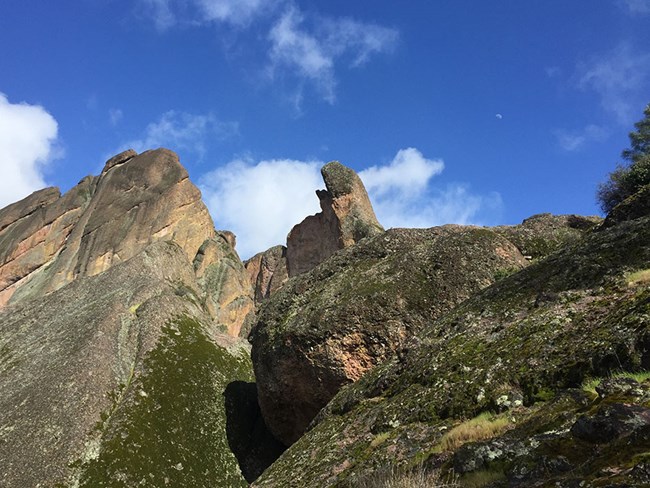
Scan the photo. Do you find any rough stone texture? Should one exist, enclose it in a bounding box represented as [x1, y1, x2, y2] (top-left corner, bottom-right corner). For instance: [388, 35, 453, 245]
[285, 161, 384, 277]
[0, 241, 252, 488]
[102, 148, 137, 173]
[0, 176, 97, 307]
[245, 245, 289, 304]
[251, 225, 528, 446]
[602, 183, 650, 228]
[253, 215, 650, 488]
[2, 149, 216, 306]
[194, 233, 255, 337]
[493, 212, 601, 260]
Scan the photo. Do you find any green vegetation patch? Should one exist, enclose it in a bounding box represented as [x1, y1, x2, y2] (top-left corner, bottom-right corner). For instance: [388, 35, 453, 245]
[78, 316, 252, 487]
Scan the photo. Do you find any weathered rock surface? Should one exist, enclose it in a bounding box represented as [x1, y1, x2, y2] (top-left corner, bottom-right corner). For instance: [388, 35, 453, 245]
[286, 161, 384, 277]
[494, 212, 601, 260]
[2, 148, 216, 306]
[253, 215, 650, 487]
[194, 232, 255, 337]
[0, 241, 252, 488]
[0, 177, 97, 307]
[245, 245, 289, 304]
[251, 225, 528, 446]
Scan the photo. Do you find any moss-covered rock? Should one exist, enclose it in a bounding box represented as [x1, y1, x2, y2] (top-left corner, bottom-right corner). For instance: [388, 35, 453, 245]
[251, 225, 528, 446]
[254, 216, 650, 487]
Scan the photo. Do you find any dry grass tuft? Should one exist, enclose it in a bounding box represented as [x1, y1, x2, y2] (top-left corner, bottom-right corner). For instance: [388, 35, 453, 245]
[437, 412, 511, 452]
[354, 465, 459, 488]
[628, 268, 650, 286]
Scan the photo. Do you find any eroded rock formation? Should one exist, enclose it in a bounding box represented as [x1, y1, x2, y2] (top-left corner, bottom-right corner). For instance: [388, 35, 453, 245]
[285, 161, 384, 277]
[0, 148, 216, 307]
[245, 245, 289, 305]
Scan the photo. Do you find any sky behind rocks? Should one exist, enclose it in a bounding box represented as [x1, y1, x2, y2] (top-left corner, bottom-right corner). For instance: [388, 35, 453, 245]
[1, 0, 650, 257]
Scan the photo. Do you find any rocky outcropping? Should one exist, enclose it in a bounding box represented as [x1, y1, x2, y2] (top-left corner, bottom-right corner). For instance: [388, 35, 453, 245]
[253, 213, 650, 487]
[251, 225, 528, 446]
[244, 245, 289, 305]
[494, 212, 601, 260]
[285, 161, 384, 277]
[1, 148, 216, 307]
[194, 232, 255, 337]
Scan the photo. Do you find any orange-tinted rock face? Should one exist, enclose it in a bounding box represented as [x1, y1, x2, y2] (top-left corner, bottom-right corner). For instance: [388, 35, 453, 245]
[194, 233, 255, 337]
[245, 245, 289, 305]
[0, 148, 216, 307]
[286, 161, 384, 277]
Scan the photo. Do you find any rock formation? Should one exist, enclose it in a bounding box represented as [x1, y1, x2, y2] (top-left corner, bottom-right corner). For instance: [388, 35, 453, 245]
[251, 225, 529, 446]
[244, 245, 289, 304]
[194, 232, 255, 337]
[0, 148, 216, 307]
[253, 196, 650, 487]
[0, 240, 253, 487]
[285, 161, 384, 277]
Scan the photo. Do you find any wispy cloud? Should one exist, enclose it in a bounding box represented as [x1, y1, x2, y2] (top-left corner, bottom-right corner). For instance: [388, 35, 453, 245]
[0, 93, 60, 208]
[199, 148, 501, 258]
[618, 0, 650, 14]
[109, 108, 123, 126]
[577, 43, 650, 124]
[121, 111, 238, 158]
[267, 7, 398, 103]
[137, 0, 398, 106]
[555, 124, 608, 151]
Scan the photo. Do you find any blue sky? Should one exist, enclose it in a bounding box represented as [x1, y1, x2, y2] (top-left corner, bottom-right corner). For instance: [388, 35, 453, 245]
[1, 0, 650, 257]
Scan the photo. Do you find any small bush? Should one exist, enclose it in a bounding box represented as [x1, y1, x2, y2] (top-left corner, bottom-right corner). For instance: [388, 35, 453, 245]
[597, 103, 650, 214]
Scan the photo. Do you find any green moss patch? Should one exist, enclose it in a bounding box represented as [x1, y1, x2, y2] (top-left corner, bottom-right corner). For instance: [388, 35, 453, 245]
[77, 316, 252, 487]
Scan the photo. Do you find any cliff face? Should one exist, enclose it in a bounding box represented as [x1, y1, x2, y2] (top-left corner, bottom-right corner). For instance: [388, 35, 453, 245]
[0, 148, 218, 307]
[0, 149, 262, 487]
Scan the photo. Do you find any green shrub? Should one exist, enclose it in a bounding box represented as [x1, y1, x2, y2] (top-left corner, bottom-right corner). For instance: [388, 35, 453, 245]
[597, 104, 650, 214]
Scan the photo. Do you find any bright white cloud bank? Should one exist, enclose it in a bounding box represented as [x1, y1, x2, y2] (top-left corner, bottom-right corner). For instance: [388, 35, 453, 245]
[200, 147, 502, 258]
[0, 93, 59, 209]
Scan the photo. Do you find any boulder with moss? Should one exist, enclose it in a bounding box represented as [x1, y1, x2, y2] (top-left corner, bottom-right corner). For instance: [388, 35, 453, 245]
[250, 225, 528, 447]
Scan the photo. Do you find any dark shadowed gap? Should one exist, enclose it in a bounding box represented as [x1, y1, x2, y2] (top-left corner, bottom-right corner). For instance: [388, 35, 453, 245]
[224, 381, 287, 483]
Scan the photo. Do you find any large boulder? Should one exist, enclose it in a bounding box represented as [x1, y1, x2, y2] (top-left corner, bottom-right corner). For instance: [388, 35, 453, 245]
[285, 161, 384, 277]
[2, 148, 216, 306]
[250, 225, 528, 446]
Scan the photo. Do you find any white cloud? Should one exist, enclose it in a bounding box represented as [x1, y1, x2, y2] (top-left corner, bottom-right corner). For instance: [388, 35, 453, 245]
[578, 44, 650, 124]
[267, 8, 398, 103]
[359, 147, 444, 198]
[199, 157, 323, 258]
[0, 93, 59, 209]
[122, 111, 238, 158]
[555, 124, 607, 151]
[619, 0, 650, 14]
[359, 148, 500, 229]
[200, 148, 501, 259]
